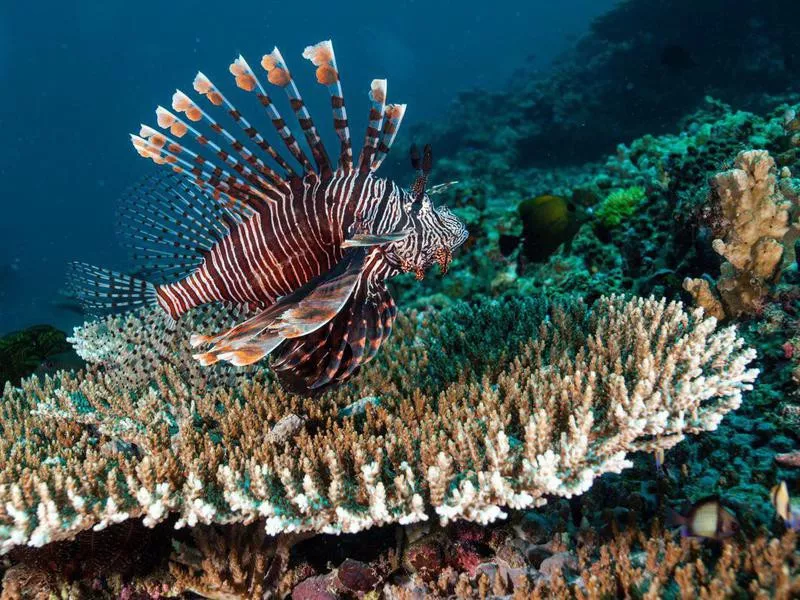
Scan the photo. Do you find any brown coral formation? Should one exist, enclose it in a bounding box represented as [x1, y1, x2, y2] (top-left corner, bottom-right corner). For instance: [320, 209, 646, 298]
[685, 149, 800, 318]
[392, 528, 799, 599]
[0, 296, 758, 592]
[169, 525, 311, 598]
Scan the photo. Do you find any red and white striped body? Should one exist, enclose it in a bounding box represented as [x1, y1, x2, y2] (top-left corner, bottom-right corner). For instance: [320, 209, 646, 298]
[154, 172, 405, 319]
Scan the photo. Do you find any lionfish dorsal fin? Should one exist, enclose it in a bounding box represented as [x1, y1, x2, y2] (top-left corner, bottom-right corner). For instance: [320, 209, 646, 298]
[303, 40, 353, 173]
[130, 126, 266, 213]
[358, 79, 387, 173]
[133, 79, 290, 212]
[228, 55, 316, 176]
[371, 102, 407, 172]
[261, 47, 333, 178]
[192, 71, 299, 181]
[161, 90, 288, 199]
[130, 41, 407, 210]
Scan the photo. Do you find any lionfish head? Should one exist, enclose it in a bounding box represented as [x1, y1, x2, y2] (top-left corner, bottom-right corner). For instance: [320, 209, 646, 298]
[386, 144, 468, 280]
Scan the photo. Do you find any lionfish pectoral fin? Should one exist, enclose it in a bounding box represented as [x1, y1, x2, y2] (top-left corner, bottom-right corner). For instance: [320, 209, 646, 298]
[66, 262, 159, 317]
[192, 249, 367, 368]
[216, 336, 284, 367]
[272, 282, 397, 393]
[274, 249, 366, 338]
[341, 229, 412, 248]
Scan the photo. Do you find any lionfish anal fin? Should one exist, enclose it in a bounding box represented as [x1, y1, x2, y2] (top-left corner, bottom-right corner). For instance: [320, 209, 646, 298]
[270, 279, 397, 393]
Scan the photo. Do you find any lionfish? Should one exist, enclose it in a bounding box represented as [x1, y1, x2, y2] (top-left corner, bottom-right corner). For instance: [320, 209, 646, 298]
[68, 40, 468, 393]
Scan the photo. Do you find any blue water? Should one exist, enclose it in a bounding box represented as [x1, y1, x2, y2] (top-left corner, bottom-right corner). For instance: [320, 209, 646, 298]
[0, 0, 614, 335]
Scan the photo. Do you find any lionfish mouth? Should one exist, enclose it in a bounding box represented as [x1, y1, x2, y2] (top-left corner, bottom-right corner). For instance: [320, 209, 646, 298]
[398, 247, 452, 280]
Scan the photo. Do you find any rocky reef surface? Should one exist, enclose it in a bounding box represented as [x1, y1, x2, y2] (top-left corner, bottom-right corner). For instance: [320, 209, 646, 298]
[393, 0, 800, 170]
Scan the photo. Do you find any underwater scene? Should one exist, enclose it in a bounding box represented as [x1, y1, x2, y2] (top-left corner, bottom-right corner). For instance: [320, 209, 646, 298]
[1, 0, 800, 597]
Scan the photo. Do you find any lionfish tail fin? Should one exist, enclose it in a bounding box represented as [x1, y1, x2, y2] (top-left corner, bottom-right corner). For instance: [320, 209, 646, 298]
[66, 262, 159, 316]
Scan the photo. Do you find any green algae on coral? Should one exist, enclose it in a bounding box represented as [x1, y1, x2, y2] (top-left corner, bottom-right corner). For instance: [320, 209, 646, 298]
[594, 186, 646, 228]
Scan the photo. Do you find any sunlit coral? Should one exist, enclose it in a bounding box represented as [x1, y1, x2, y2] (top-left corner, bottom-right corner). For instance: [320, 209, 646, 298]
[0, 296, 757, 555]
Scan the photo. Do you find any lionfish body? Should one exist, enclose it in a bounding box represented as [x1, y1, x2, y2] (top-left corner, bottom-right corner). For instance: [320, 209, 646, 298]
[69, 41, 467, 392]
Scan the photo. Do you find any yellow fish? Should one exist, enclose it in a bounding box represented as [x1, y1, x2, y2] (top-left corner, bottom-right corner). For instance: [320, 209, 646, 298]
[770, 481, 800, 531]
[501, 194, 588, 263]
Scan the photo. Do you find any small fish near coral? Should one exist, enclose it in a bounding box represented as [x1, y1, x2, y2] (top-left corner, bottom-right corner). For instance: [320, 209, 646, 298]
[67, 40, 468, 393]
[501, 193, 590, 263]
[770, 481, 800, 532]
[666, 496, 739, 541]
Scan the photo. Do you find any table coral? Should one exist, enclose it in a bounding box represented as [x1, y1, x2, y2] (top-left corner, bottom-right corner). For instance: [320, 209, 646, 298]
[0, 295, 757, 562]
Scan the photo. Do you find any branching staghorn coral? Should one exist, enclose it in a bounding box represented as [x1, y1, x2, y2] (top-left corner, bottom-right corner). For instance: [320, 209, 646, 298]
[684, 149, 800, 319]
[396, 528, 799, 599]
[0, 295, 757, 559]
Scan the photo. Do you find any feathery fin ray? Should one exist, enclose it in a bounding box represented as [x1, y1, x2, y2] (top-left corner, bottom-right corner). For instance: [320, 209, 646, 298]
[191, 249, 367, 366]
[229, 55, 316, 175]
[302, 40, 353, 172]
[261, 47, 333, 178]
[358, 79, 387, 173]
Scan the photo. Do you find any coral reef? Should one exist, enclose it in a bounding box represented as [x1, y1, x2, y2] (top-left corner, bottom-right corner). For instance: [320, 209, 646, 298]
[389, 97, 800, 318]
[5, 516, 797, 598]
[0, 324, 75, 386]
[6, 3, 800, 590]
[684, 150, 800, 318]
[0, 296, 756, 561]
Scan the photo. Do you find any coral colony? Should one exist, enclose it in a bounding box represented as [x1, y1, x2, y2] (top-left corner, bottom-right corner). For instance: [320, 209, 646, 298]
[2, 2, 800, 597]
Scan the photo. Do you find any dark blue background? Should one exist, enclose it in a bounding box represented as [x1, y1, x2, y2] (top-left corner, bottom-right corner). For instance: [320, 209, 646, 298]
[0, 0, 613, 334]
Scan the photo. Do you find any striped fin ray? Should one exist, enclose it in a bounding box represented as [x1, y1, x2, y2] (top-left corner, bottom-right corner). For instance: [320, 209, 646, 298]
[166, 91, 285, 199]
[229, 56, 316, 175]
[358, 79, 386, 173]
[130, 130, 263, 212]
[336, 284, 396, 380]
[163, 93, 285, 192]
[271, 280, 397, 393]
[261, 47, 333, 178]
[117, 174, 237, 282]
[191, 73, 299, 182]
[302, 40, 352, 172]
[269, 324, 331, 372]
[371, 103, 407, 172]
[66, 262, 158, 315]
